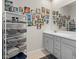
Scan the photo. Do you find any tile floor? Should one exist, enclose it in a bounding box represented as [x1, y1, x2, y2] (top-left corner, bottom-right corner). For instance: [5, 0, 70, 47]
[27, 49, 49, 59]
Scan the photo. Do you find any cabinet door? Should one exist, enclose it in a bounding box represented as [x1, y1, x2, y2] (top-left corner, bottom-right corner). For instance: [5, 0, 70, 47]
[43, 36, 54, 54]
[48, 38, 53, 54]
[54, 49, 61, 59]
[61, 43, 75, 59]
[43, 37, 48, 50]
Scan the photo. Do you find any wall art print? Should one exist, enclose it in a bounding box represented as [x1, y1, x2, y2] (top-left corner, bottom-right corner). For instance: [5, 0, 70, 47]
[23, 6, 49, 29]
[41, 7, 45, 13]
[36, 8, 40, 14]
[44, 15, 49, 24]
[46, 9, 50, 15]
[26, 13, 32, 26]
[24, 7, 30, 13]
[31, 9, 36, 14]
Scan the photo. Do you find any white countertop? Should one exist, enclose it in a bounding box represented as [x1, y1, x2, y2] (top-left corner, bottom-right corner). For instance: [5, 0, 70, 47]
[43, 30, 76, 40]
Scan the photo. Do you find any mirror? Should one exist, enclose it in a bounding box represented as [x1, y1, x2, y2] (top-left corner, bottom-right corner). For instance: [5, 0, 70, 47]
[52, 1, 76, 32]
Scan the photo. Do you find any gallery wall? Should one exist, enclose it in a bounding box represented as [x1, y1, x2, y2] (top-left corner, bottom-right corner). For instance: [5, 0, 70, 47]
[11, 0, 51, 52]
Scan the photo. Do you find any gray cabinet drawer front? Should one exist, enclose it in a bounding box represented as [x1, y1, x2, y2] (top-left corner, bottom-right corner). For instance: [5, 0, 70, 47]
[43, 33, 55, 39]
[54, 36, 61, 50]
[61, 38, 76, 47]
[54, 36, 60, 42]
[54, 41, 60, 50]
[54, 49, 61, 59]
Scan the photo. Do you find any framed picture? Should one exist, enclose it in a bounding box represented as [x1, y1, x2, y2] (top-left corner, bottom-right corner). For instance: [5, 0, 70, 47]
[24, 7, 30, 13]
[53, 16, 55, 19]
[31, 9, 36, 14]
[41, 7, 45, 13]
[19, 7, 23, 12]
[32, 14, 36, 20]
[59, 14, 61, 17]
[53, 20, 56, 24]
[32, 20, 36, 26]
[56, 11, 59, 15]
[52, 11, 55, 15]
[26, 13, 32, 26]
[41, 13, 45, 18]
[36, 14, 41, 19]
[46, 9, 50, 15]
[13, 7, 18, 12]
[36, 8, 40, 14]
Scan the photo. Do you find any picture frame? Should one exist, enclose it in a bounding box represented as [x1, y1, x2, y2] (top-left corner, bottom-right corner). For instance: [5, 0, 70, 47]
[53, 16, 55, 20]
[56, 11, 59, 15]
[24, 7, 30, 13]
[41, 7, 45, 13]
[59, 14, 61, 17]
[36, 8, 40, 14]
[32, 14, 36, 20]
[19, 7, 23, 12]
[31, 9, 36, 14]
[26, 13, 32, 26]
[31, 9, 36, 20]
[52, 11, 55, 15]
[46, 9, 50, 15]
[36, 14, 41, 19]
[41, 13, 45, 18]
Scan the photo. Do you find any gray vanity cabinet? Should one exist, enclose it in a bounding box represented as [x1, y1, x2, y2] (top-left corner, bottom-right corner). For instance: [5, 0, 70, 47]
[53, 36, 61, 59]
[61, 43, 75, 59]
[43, 33, 54, 54]
[43, 33, 76, 59]
[43, 36, 49, 50]
[61, 38, 76, 59]
[48, 38, 54, 54]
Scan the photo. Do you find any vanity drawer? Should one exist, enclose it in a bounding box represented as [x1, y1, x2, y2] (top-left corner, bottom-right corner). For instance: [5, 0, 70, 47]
[54, 36, 61, 49]
[54, 49, 61, 59]
[43, 33, 54, 39]
[54, 41, 60, 50]
[61, 38, 76, 47]
[54, 36, 61, 42]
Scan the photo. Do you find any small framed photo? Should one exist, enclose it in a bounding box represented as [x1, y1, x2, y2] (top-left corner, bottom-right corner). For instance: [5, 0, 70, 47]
[59, 14, 61, 17]
[32, 14, 36, 19]
[36, 8, 40, 14]
[24, 7, 30, 13]
[41, 13, 45, 18]
[19, 7, 23, 12]
[53, 20, 56, 24]
[41, 7, 45, 13]
[46, 9, 50, 15]
[56, 11, 59, 15]
[52, 11, 55, 15]
[53, 16, 55, 19]
[13, 7, 18, 12]
[36, 14, 41, 19]
[31, 9, 36, 14]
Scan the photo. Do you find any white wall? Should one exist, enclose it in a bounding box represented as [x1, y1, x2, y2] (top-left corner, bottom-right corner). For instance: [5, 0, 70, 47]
[52, 0, 75, 9]
[12, 0, 51, 52]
